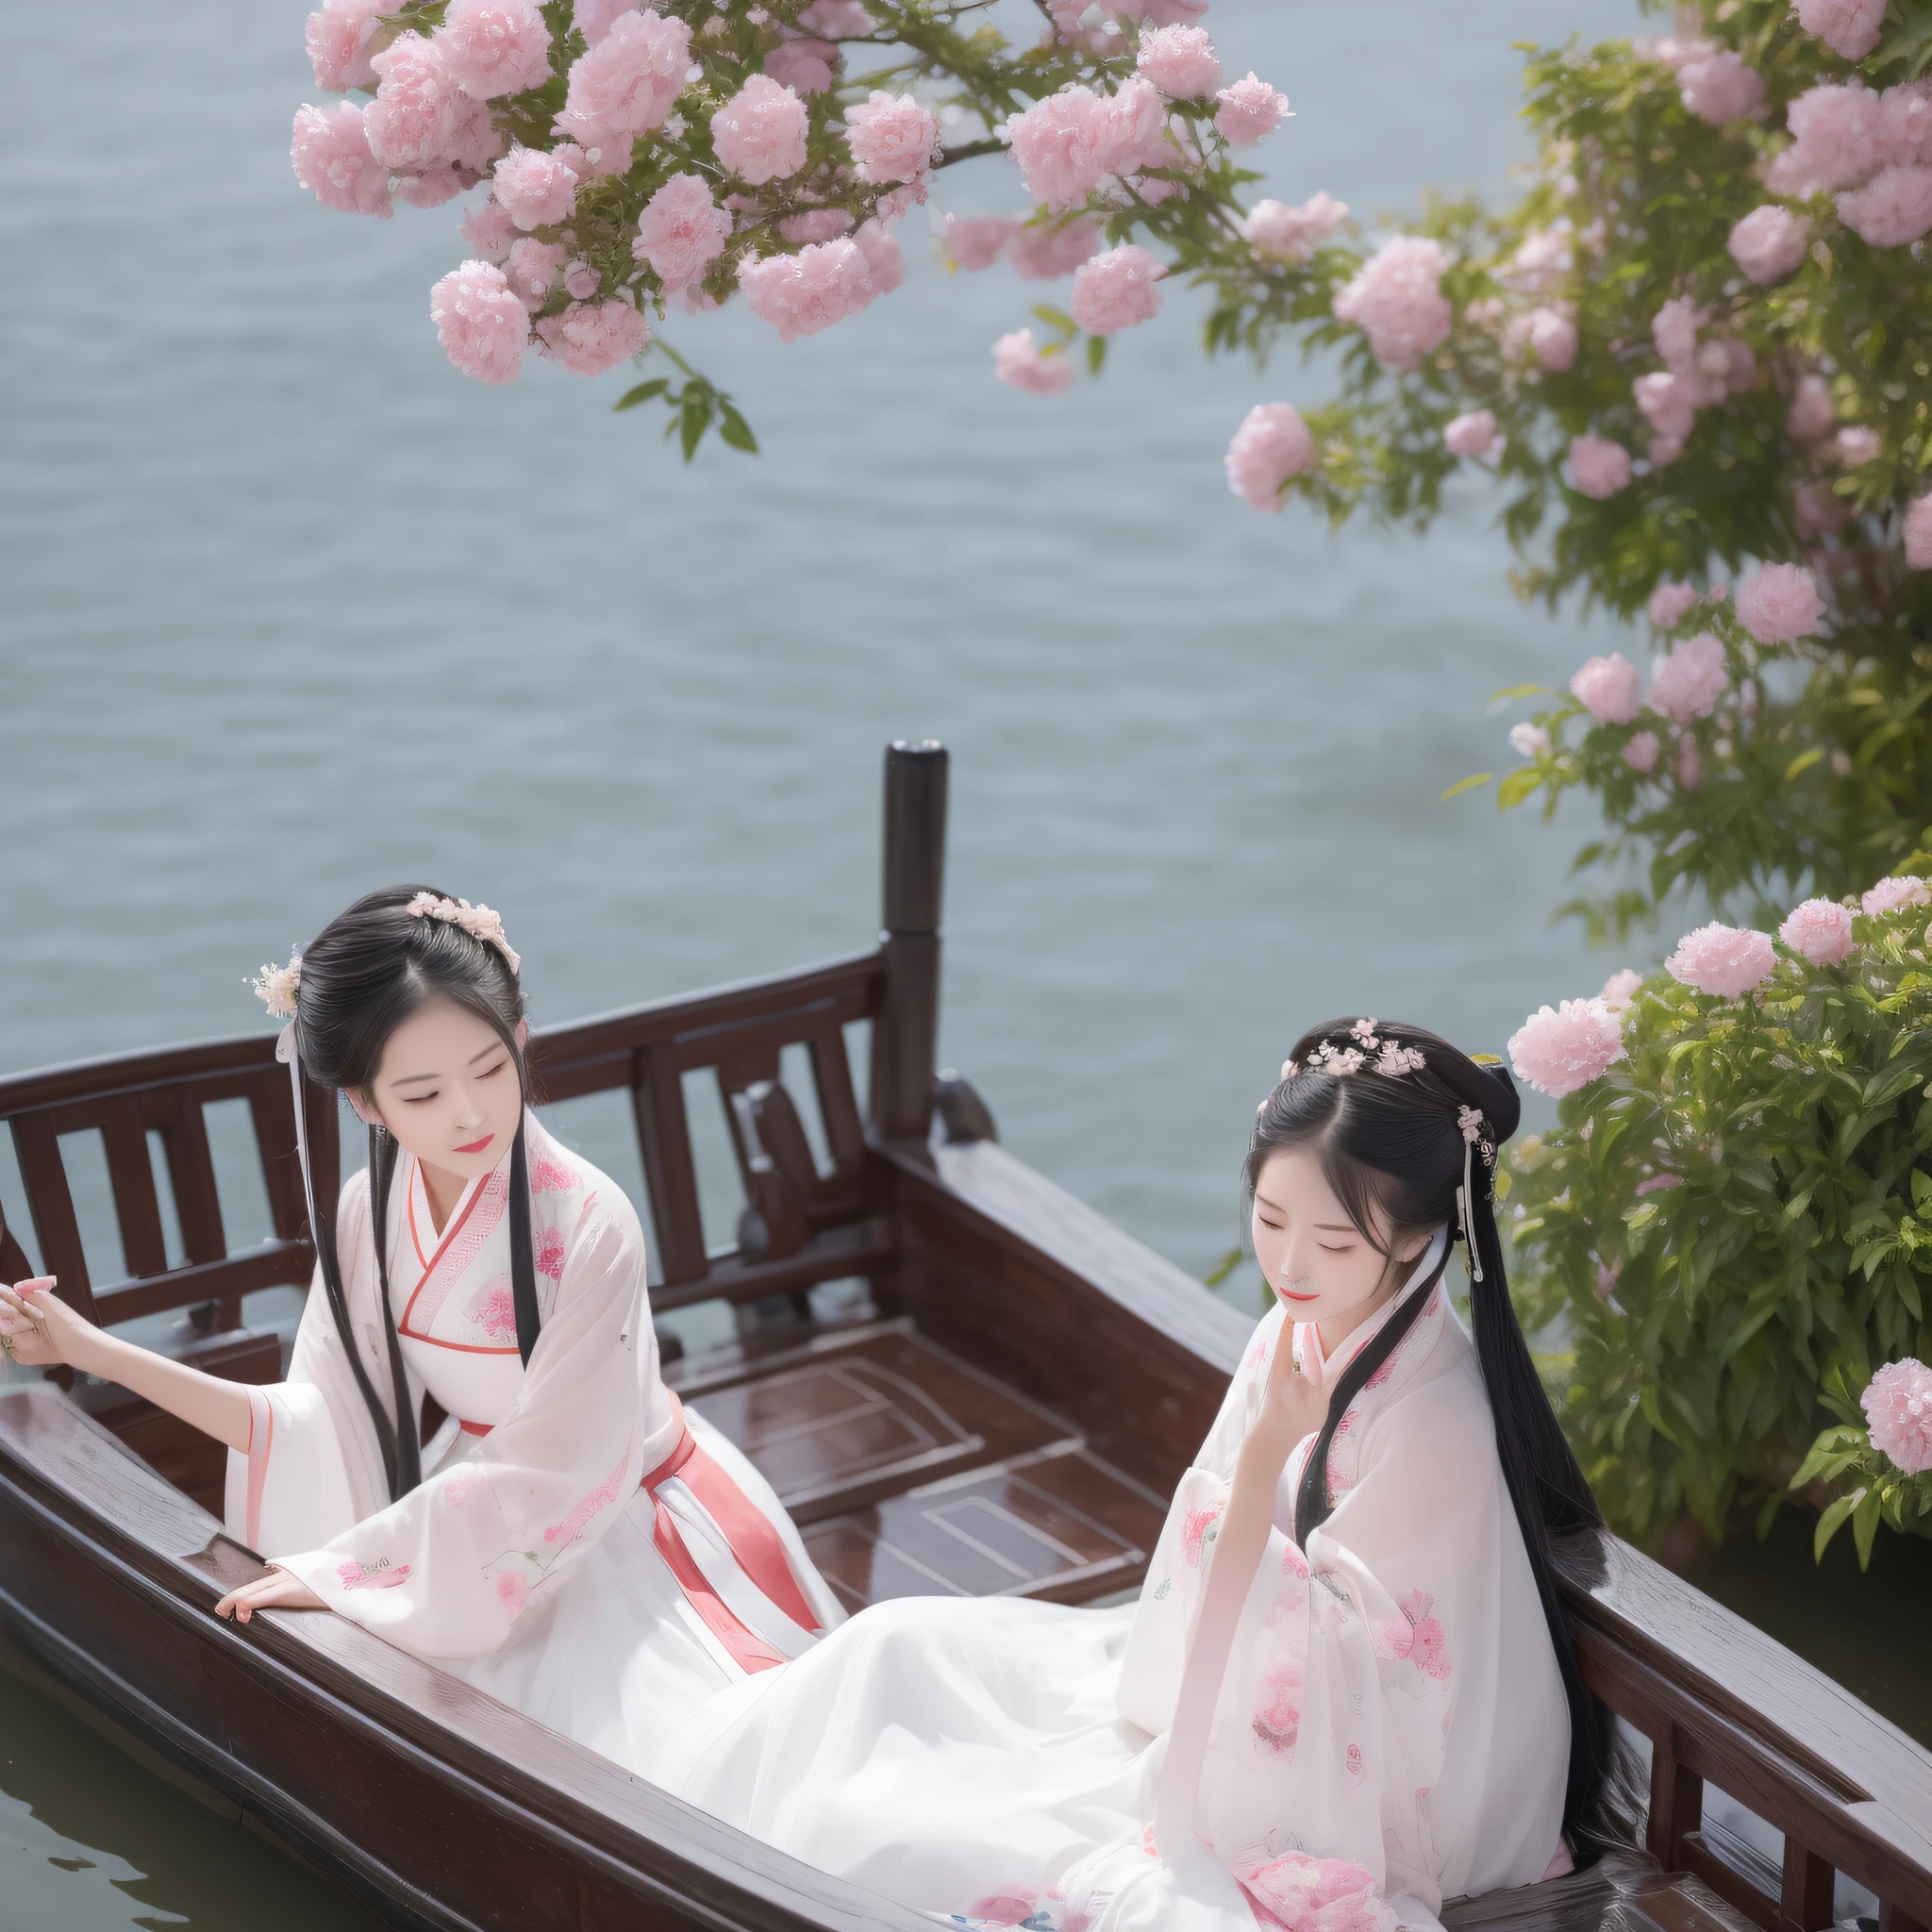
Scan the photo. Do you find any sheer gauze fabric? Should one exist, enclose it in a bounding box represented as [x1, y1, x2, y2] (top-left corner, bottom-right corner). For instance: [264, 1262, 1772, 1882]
[655, 1229, 1567, 1932]
[224, 1109, 844, 1774]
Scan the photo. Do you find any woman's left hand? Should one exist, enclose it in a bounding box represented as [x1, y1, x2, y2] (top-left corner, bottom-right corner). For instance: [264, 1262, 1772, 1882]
[215, 1569, 327, 1623]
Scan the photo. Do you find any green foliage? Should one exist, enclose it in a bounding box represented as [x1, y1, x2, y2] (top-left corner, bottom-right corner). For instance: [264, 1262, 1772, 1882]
[1507, 887, 1932, 1544]
[1790, 1364, 1932, 1564]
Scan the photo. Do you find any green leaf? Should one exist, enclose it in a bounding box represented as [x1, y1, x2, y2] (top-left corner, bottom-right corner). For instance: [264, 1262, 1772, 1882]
[1203, 1245, 1243, 1288]
[1853, 1485, 1884, 1569]
[1490, 683, 1555, 702]
[1031, 305, 1076, 336]
[678, 392, 713, 463]
[1496, 766, 1546, 810]
[614, 378, 670, 412]
[1086, 334, 1108, 375]
[1814, 1490, 1858, 1561]
[716, 400, 759, 454]
[1785, 746, 1827, 782]
[1441, 772, 1493, 801]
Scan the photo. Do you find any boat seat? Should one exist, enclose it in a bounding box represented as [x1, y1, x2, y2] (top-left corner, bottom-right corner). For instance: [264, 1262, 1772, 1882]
[1442, 1847, 1757, 1932]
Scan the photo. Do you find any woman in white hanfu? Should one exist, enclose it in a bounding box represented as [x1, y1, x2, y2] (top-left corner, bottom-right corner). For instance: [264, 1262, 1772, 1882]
[657, 1020, 1610, 1932]
[0, 887, 842, 1774]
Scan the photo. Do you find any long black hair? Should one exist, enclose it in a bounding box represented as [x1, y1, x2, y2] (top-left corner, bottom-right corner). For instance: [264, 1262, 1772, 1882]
[288, 886, 540, 1503]
[1247, 1017, 1612, 1855]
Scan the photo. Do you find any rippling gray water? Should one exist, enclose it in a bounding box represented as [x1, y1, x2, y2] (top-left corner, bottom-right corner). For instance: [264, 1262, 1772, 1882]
[0, 0, 1658, 1918]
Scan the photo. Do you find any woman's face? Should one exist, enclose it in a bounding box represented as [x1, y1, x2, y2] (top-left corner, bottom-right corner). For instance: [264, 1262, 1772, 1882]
[1250, 1145, 1428, 1339]
[352, 998, 528, 1180]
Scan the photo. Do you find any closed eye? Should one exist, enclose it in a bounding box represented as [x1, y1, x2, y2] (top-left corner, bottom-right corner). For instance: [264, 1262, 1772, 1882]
[477, 1059, 510, 1080]
[401, 1090, 440, 1106]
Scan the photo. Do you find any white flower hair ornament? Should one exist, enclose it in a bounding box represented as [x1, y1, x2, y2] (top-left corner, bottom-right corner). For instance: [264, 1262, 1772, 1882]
[407, 893, 522, 974]
[1281, 1024, 1427, 1082]
[248, 952, 302, 1018]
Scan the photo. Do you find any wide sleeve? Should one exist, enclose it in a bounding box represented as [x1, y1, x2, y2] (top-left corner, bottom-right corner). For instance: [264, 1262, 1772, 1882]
[268, 1191, 661, 1661]
[1120, 1317, 1532, 1932]
[223, 1172, 391, 1555]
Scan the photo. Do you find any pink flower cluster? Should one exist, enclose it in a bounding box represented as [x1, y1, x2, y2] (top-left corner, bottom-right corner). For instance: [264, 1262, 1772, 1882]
[1571, 652, 1640, 725]
[1241, 192, 1349, 263]
[1647, 583, 1699, 631]
[1862, 1359, 1932, 1475]
[1070, 243, 1165, 334]
[1332, 236, 1453, 371]
[1005, 80, 1174, 211]
[711, 73, 808, 184]
[1766, 79, 1932, 248]
[632, 174, 732, 290]
[1736, 562, 1825, 644]
[845, 91, 938, 186]
[535, 296, 650, 375]
[430, 259, 530, 382]
[1779, 898, 1855, 965]
[1507, 998, 1626, 1098]
[1727, 205, 1809, 284]
[1215, 74, 1291, 148]
[1631, 296, 1756, 467]
[1443, 409, 1505, 464]
[1665, 922, 1775, 996]
[1794, 0, 1888, 61]
[1648, 633, 1728, 723]
[1862, 875, 1932, 915]
[1224, 404, 1315, 512]
[992, 329, 1073, 396]
[1676, 50, 1766, 125]
[739, 236, 878, 341]
[1138, 25, 1222, 99]
[1567, 435, 1632, 499]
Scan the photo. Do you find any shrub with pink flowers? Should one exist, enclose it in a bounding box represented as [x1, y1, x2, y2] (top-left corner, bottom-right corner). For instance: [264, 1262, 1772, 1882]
[1506, 873, 1932, 1549]
[287, 0, 1299, 454]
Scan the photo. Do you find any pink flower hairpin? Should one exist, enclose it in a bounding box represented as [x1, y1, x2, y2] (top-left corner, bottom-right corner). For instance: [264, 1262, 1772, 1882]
[248, 952, 302, 1018]
[407, 893, 523, 973]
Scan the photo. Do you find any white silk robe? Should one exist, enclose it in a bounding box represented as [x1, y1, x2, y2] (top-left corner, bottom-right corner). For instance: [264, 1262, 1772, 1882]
[656, 1229, 1568, 1932]
[223, 1111, 843, 1773]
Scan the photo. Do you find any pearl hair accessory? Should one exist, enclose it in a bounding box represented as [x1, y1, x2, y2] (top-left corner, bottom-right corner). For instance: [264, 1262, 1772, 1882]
[406, 893, 523, 974]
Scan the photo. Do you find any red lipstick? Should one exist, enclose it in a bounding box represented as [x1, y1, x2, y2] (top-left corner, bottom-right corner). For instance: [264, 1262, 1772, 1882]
[1275, 1285, 1319, 1303]
[454, 1135, 494, 1155]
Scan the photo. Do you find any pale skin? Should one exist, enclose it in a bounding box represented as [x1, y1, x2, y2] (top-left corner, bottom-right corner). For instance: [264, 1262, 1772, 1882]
[0, 999, 527, 1625]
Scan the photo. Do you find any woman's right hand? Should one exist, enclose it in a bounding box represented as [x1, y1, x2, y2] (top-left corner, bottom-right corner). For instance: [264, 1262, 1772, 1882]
[0, 1278, 99, 1372]
[1249, 1319, 1332, 1468]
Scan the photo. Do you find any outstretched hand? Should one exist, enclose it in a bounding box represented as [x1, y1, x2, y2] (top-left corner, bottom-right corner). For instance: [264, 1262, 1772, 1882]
[215, 1570, 328, 1624]
[0, 1277, 98, 1372]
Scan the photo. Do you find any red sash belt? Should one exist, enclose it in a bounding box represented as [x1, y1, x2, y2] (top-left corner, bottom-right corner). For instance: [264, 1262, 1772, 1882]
[456, 1396, 818, 1676]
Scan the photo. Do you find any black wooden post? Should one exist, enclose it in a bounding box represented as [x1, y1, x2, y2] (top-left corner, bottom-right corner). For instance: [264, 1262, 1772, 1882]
[869, 740, 947, 1142]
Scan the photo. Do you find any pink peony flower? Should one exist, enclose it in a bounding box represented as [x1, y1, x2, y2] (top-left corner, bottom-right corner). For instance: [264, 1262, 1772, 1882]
[1624, 730, 1661, 774]
[1879, 81, 1932, 165]
[365, 33, 466, 171]
[1332, 236, 1453, 370]
[494, 1569, 532, 1615]
[1772, 83, 1882, 195]
[1070, 243, 1165, 334]
[535, 296, 649, 374]
[853, 218, 903, 296]
[443, 92, 507, 174]
[1861, 875, 1932, 915]
[1600, 968, 1643, 1011]
[437, 0, 551, 99]
[1571, 652, 1641, 725]
[1728, 205, 1810, 282]
[797, 0, 873, 34]
[1647, 582, 1699, 630]
[1665, 922, 1777, 996]
[1508, 998, 1626, 1097]
[992, 328, 1073, 395]
[1007, 214, 1102, 279]
[632, 173, 730, 289]
[1793, 481, 1852, 538]
[503, 235, 567, 305]
[1006, 87, 1113, 211]
[765, 36, 838, 94]
[1779, 897, 1856, 964]
[1443, 409, 1505, 462]
[1906, 494, 1932, 569]
[738, 238, 874, 341]
[778, 208, 852, 243]
[556, 8, 691, 148]
[1788, 373, 1837, 441]
[1139, 25, 1221, 98]
[1839, 163, 1932, 244]
[1633, 372, 1698, 442]
[291, 103, 393, 218]
[395, 166, 466, 208]
[1214, 73, 1291, 147]
[460, 196, 517, 257]
[1653, 295, 1705, 374]
[1649, 632, 1728, 722]
[1736, 562, 1824, 643]
[430, 259, 528, 382]
[1224, 403, 1314, 512]
[306, 0, 387, 91]
[1567, 435, 1633, 499]
[1241, 192, 1348, 262]
[1793, 0, 1887, 61]
[845, 91, 937, 185]
[1678, 51, 1767, 125]
[945, 213, 1012, 271]
[491, 143, 580, 229]
[1524, 307, 1577, 372]
[575, 0, 638, 43]
[1861, 1359, 1932, 1474]
[711, 74, 809, 184]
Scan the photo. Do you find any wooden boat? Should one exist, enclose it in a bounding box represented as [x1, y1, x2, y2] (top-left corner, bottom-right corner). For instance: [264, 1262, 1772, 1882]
[0, 741, 1927, 1932]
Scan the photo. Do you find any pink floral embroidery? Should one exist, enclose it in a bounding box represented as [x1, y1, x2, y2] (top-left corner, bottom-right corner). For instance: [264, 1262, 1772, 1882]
[408, 1167, 510, 1332]
[959, 1888, 1082, 1930]
[494, 1570, 531, 1616]
[542, 1453, 628, 1546]
[1179, 1500, 1224, 1568]
[469, 1282, 517, 1341]
[1364, 1286, 1439, 1390]
[1345, 1741, 1364, 1781]
[1252, 1657, 1304, 1754]
[1238, 1853, 1395, 1932]
[530, 1155, 578, 1191]
[336, 1558, 411, 1591]
[535, 1226, 567, 1281]
[1373, 1588, 1452, 1682]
